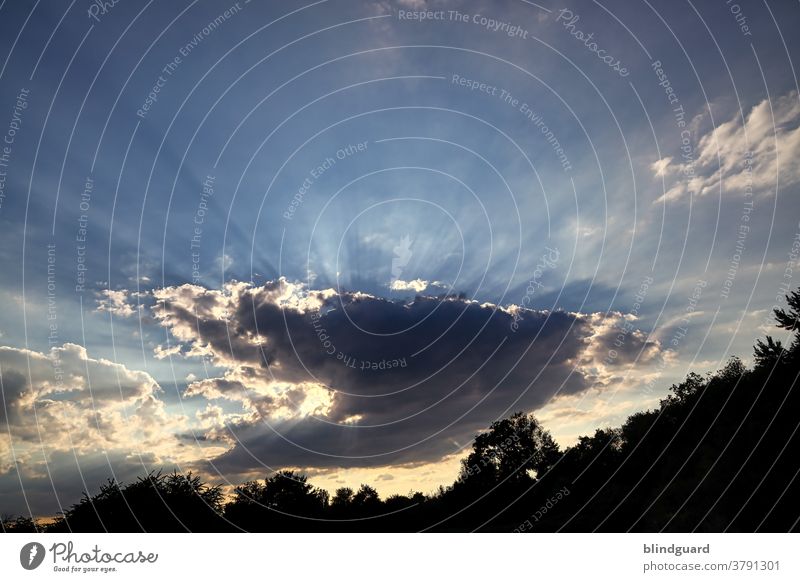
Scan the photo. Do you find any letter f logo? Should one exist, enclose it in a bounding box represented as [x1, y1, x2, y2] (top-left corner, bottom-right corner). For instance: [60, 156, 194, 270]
[20, 542, 46, 570]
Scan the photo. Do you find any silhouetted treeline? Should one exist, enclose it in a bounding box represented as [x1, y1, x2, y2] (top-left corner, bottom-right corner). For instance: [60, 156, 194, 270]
[4, 291, 800, 532]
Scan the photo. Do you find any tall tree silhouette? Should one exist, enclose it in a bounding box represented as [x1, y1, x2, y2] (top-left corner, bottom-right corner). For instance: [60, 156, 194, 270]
[458, 412, 560, 487]
[224, 470, 328, 531]
[351, 484, 381, 517]
[774, 288, 800, 332]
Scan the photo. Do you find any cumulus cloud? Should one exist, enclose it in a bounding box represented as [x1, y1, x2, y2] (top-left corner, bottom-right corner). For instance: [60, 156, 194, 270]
[0, 343, 222, 516]
[0, 343, 194, 456]
[95, 289, 139, 318]
[145, 278, 665, 476]
[389, 278, 429, 292]
[654, 91, 800, 202]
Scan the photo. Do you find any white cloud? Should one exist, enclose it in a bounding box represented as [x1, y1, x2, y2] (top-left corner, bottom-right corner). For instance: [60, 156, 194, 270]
[389, 278, 429, 292]
[0, 343, 204, 468]
[654, 91, 800, 202]
[95, 289, 139, 318]
[651, 157, 672, 177]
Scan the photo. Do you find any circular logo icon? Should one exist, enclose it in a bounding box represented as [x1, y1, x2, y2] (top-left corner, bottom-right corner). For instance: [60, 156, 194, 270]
[20, 542, 46, 570]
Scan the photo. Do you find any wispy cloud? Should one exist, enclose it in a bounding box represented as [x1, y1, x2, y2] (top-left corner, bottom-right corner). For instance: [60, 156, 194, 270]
[654, 91, 800, 202]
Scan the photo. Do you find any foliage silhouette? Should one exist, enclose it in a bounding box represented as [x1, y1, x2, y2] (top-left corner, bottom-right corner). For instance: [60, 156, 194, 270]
[223, 470, 328, 531]
[39, 471, 224, 533]
[457, 411, 560, 488]
[773, 288, 800, 332]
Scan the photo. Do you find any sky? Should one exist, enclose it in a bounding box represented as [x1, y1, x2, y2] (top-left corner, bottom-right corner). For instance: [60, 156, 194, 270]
[1, 0, 799, 517]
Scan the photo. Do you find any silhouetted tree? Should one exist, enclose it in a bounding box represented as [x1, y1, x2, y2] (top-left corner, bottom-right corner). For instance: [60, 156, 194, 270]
[330, 487, 354, 517]
[46, 471, 224, 532]
[774, 288, 800, 332]
[459, 412, 560, 488]
[262, 471, 324, 512]
[224, 470, 328, 531]
[351, 484, 381, 517]
[754, 336, 785, 368]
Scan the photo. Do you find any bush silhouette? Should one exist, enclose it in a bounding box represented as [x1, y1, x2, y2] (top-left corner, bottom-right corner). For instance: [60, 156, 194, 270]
[223, 470, 329, 531]
[45, 471, 225, 533]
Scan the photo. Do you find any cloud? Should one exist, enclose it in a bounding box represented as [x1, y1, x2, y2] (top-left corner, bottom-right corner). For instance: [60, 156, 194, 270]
[0, 343, 222, 516]
[215, 253, 234, 272]
[95, 289, 139, 318]
[654, 91, 800, 202]
[0, 343, 194, 457]
[651, 157, 672, 177]
[389, 278, 429, 292]
[145, 278, 665, 476]
[1, 280, 668, 512]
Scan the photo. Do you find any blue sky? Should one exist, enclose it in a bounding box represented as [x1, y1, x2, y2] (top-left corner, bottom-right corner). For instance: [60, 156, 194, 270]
[1, 0, 799, 516]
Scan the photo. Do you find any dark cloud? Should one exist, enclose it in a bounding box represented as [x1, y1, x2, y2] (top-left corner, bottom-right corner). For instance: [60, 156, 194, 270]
[150, 280, 664, 475]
